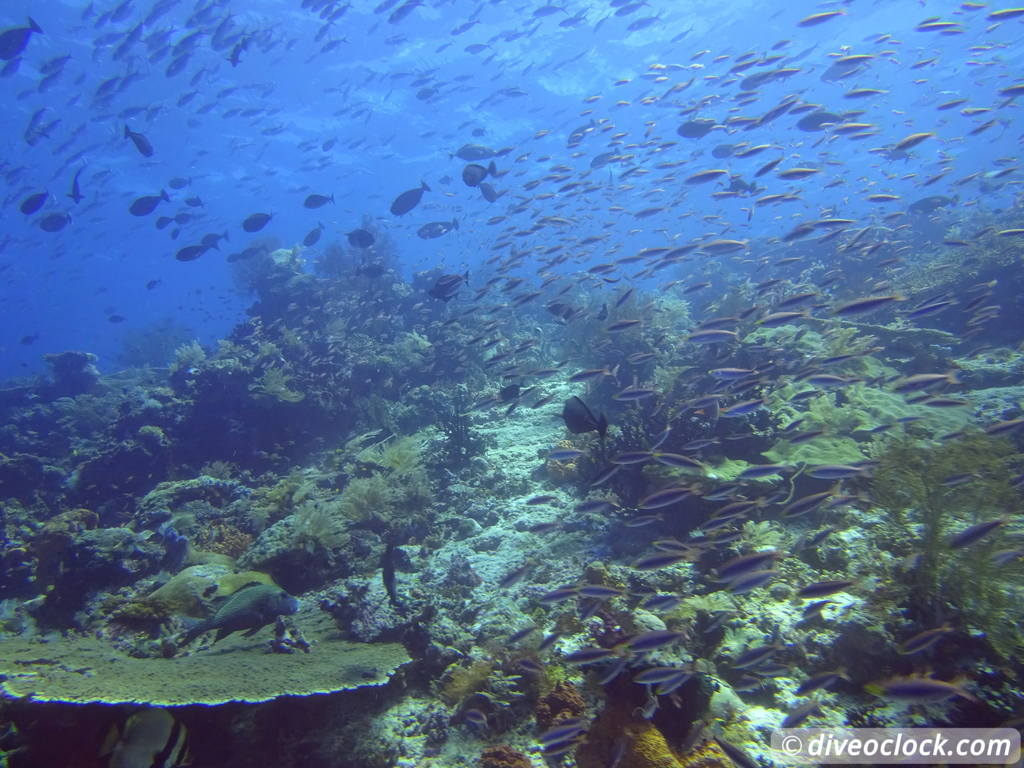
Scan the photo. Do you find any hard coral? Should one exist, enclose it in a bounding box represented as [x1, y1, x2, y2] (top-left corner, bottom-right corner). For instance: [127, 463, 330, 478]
[575, 700, 735, 768]
[535, 680, 586, 731]
[479, 745, 531, 768]
[192, 522, 254, 559]
[33, 508, 99, 585]
[546, 439, 583, 483]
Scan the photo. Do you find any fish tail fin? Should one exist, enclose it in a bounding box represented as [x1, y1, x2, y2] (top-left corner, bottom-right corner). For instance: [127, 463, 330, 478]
[452, 218, 459, 229]
[330, 194, 335, 203]
[180, 618, 208, 646]
[160, 189, 169, 202]
[123, 124, 130, 139]
[487, 161, 496, 176]
[421, 181, 431, 191]
[463, 270, 469, 282]
[223, 230, 229, 241]
[28, 17, 42, 34]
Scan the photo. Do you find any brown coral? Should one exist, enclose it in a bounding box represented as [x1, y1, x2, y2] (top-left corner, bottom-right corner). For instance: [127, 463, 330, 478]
[479, 745, 531, 768]
[33, 507, 99, 585]
[192, 522, 254, 559]
[535, 680, 586, 731]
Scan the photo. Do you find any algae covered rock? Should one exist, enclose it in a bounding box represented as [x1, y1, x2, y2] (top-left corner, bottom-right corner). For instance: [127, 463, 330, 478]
[42, 350, 101, 398]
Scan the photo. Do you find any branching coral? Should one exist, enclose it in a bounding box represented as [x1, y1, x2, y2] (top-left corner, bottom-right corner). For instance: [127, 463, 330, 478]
[249, 366, 305, 403]
[870, 432, 1024, 659]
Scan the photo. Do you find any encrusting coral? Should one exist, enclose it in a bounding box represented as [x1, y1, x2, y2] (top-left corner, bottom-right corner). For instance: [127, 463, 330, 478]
[479, 744, 531, 768]
[534, 680, 586, 730]
[575, 705, 735, 768]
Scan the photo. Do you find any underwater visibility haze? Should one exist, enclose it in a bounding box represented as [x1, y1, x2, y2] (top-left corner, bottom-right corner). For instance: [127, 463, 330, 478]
[1, 0, 1024, 766]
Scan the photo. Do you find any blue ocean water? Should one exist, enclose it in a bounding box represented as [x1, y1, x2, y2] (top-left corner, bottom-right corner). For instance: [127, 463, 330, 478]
[2, 1, 1024, 767]
[2, 0, 1019, 377]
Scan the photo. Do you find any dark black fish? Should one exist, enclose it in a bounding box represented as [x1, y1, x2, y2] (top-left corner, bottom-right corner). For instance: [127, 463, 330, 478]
[479, 182, 499, 202]
[388, 0, 422, 24]
[145, 279, 161, 290]
[428, 271, 468, 301]
[19, 191, 47, 215]
[908, 195, 955, 215]
[562, 396, 608, 439]
[303, 223, 324, 247]
[107, 314, 126, 323]
[677, 118, 716, 138]
[712, 143, 736, 159]
[389, 181, 430, 215]
[168, 176, 190, 189]
[381, 538, 403, 610]
[453, 143, 494, 161]
[227, 246, 264, 263]
[242, 212, 272, 232]
[67, 168, 84, 204]
[39, 212, 70, 232]
[181, 584, 299, 645]
[156, 216, 173, 230]
[347, 228, 375, 248]
[0, 18, 42, 61]
[200, 231, 228, 250]
[129, 190, 169, 216]
[417, 219, 458, 239]
[184, 196, 203, 207]
[462, 161, 496, 187]
[175, 244, 207, 262]
[227, 36, 250, 66]
[303, 193, 333, 209]
[20, 333, 39, 345]
[124, 125, 154, 157]
[498, 384, 521, 402]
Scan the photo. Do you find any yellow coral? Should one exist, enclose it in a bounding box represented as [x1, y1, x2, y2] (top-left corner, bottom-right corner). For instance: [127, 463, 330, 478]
[546, 440, 583, 483]
[575, 702, 735, 768]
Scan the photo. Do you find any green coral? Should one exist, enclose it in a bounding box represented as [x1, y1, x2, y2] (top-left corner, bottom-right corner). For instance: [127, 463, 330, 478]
[249, 366, 305, 403]
[292, 499, 351, 551]
[870, 433, 1024, 660]
[169, 339, 206, 374]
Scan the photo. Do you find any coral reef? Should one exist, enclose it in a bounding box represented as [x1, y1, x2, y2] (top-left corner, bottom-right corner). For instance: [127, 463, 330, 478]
[479, 744, 531, 768]
[534, 680, 586, 730]
[1, 189, 1022, 768]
